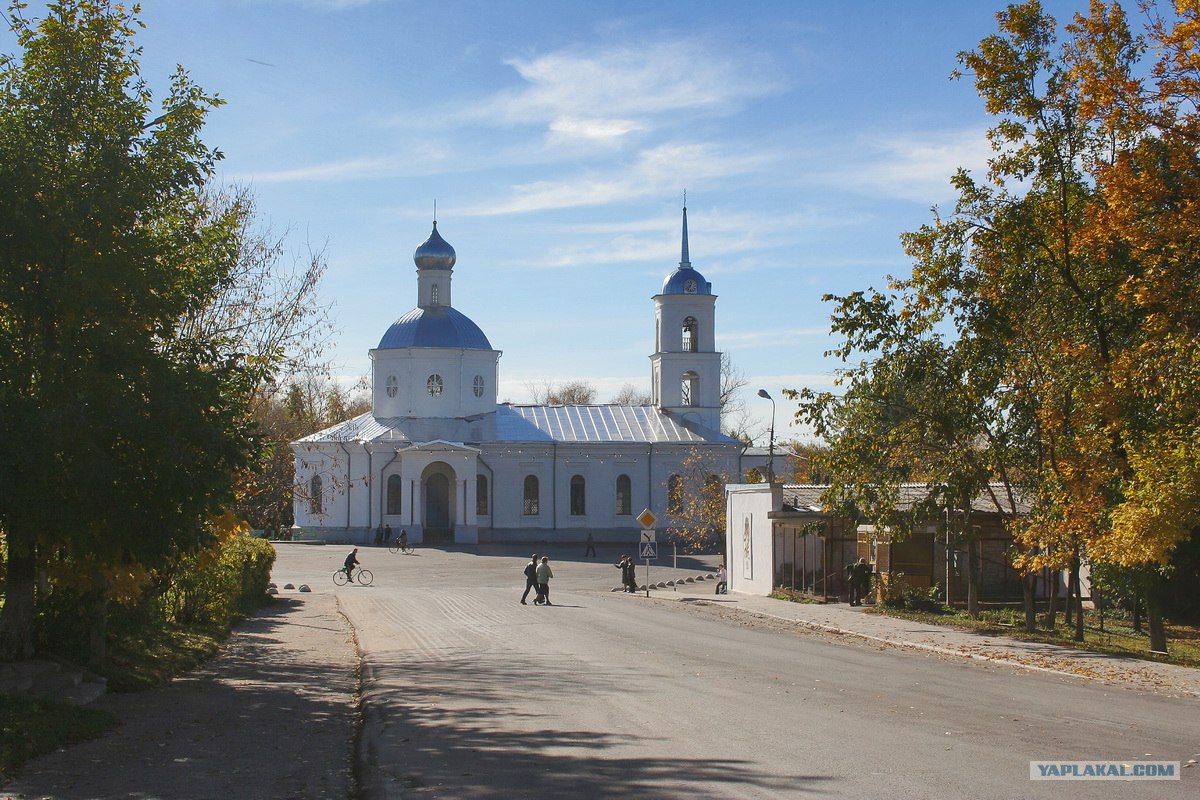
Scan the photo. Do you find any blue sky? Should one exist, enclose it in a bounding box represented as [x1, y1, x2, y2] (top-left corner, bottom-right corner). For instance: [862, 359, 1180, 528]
[12, 0, 1098, 443]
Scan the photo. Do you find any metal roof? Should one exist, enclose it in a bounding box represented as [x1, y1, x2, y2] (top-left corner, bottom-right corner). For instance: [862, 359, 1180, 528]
[295, 405, 739, 447]
[780, 482, 1030, 516]
[377, 306, 493, 350]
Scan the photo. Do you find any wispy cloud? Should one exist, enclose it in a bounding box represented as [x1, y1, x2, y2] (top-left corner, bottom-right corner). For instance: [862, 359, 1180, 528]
[820, 128, 992, 204]
[474, 38, 781, 145]
[466, 142, 773, 216]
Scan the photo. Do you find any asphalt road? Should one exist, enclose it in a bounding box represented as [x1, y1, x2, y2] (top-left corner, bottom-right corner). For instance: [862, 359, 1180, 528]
[275, 543, 1198, 799]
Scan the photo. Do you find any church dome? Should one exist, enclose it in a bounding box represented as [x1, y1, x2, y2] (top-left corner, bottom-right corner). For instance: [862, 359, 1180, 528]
[414, 222, 456, 270]
[377, 306, 493, 350]
[661, 266, 711, 295]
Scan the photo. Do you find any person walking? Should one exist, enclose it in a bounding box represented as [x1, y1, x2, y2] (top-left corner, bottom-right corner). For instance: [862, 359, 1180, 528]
[585, 532, 597, 558]
[846, 558, 871, 606]
[383, 524, 393, 545]
[535, 556, 554, 605]
[715, 562, 727, 595]
[520, 554, 539, 604]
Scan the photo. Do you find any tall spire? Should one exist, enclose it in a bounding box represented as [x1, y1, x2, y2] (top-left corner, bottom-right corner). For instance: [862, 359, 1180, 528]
[679, 201, 691, 269]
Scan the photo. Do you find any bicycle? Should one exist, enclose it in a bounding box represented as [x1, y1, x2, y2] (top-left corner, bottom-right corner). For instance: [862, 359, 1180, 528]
[388, 538, 414, 555]
[333, 566, 373, 586]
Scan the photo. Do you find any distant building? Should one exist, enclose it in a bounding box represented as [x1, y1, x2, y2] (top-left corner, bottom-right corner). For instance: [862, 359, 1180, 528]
[292, 207, 742, 544]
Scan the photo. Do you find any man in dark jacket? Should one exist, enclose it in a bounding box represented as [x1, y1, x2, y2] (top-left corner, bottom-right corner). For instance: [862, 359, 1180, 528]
[520, 554, 539, 604]
[617, 555, 637, 593]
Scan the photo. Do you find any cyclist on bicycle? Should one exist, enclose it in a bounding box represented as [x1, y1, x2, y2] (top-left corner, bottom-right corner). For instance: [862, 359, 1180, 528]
[342, 548, 360, 582]
[399, 529, 408, 550]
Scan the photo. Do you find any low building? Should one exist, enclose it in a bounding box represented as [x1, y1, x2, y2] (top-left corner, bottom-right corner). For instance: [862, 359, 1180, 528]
[726, 481, 1052, 604]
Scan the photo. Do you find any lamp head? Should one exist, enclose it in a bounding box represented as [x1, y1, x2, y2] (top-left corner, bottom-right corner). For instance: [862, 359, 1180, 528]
[757, 388, 771, 400]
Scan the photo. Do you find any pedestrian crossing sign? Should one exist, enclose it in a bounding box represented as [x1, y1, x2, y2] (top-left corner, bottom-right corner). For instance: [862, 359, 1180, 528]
[640, 542, 658, 560]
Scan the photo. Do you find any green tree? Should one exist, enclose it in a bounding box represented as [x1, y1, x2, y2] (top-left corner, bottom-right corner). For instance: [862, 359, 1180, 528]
[0, 2, 263, 659]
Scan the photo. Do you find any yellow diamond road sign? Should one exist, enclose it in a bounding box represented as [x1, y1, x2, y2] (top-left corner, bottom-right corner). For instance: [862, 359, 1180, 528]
[637, 509, 657, 528]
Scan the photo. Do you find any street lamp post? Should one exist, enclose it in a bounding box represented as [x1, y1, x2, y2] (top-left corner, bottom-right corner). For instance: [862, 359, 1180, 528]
[757, 388, 776, 484]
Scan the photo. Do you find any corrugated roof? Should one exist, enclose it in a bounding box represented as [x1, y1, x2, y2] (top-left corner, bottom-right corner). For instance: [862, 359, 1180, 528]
[295, 405, 738, 446]
[780, 482, 1030, 515]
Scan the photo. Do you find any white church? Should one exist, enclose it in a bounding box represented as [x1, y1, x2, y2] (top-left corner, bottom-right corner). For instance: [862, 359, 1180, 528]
[291, 207, 744, 544]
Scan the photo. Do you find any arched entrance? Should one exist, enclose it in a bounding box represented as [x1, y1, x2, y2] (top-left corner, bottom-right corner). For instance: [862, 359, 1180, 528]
[421, 462, 456, 543]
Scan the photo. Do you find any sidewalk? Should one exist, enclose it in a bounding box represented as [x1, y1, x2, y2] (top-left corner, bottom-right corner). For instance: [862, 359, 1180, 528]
[656, 576, 1200, 697]
[4, 593, 358, 800]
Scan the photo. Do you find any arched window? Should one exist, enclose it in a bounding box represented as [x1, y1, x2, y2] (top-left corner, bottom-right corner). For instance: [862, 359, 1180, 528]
[667, 474, 683, 514]
[682, 316, 698, 352]
[570, 475, 586, 516]
[427, 374, 443, 397]
[473, 375, 485, 398]
[615, 474, 632, 516]
[682, 371, 699, 406]
[477, 475, 489, 515]
[386, 374, 398, 398]
[309, 475, 323, 515]
[387, 474, 402, 515]
[523, 475, 540, 516]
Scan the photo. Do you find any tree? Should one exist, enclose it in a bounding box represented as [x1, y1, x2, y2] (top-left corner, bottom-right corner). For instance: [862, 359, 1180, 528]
[665, 447, 731, 553]
[527, 379, 597, 405]
[790, 1, 1200, 646]
[0, 2, 264, 659]
[610, 384, 652, 405]
[719, 352, 750, 438]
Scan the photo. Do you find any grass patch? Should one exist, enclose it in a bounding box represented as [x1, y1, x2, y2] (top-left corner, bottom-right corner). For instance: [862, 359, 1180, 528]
[0, 695, 116, 782]
[102, 619, 227, 693]
[866, 605, 1200, 668]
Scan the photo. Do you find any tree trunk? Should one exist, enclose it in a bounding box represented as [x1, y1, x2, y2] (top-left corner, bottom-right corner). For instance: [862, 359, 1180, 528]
[1044, 569, 1059, 630]
[1064, 568, 1075, 626]
[0, 529, 37, 661]
[1071, 556, 1084, 642]
[966, 537, 980, 619]
[1132, 600, 1142, 633]
[1146, 597, 1168, 654]
[1022, 572, 1038, 632]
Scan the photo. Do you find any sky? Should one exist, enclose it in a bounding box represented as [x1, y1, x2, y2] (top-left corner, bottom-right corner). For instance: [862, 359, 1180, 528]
[8, 0, 1102, 445]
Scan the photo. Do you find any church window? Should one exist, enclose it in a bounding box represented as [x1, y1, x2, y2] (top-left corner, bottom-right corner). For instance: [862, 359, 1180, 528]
[682, 371, 699, 406]
[473, 375, 484, 398]
[427, 374, 443, 397]
[477, 475, 489, 515]
[431, 284, 439, 305]
[667, 474, 683, 514]
[615, 474, 632, 516]
[570, 475, 586, 516]
[387, 474, 402, 515]
[309, 475, 323, 515]
[523, 475, 539, 515]
[682, 317, 697, 352]
[386, 375, 398, 398]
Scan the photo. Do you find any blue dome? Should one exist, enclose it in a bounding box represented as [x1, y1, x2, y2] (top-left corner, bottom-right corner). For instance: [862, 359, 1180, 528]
[661, 266, 711, 295]
[378, 306, 492, 350]
[414, 222, 456, 270]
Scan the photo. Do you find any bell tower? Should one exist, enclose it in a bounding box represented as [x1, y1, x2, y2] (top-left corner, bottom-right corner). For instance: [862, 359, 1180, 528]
[650, 204, 722, 432]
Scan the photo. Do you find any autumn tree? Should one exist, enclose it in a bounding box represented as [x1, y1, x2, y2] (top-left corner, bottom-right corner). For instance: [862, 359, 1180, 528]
[0, 2, 263, 658]
[665, 447, 732, 554]
[791, 1, 1200, 647]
